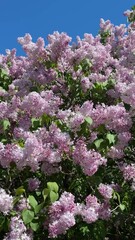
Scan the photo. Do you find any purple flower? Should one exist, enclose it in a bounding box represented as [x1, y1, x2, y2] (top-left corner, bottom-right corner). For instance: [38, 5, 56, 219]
[48, 192, 76, 237]
[28, 178, 41, 191]
[0, 188, 13, 215]
[98, 183, 113, 199]
[4, 216, 32, 240]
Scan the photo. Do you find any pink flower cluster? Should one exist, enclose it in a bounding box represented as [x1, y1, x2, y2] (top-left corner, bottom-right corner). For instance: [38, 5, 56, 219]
[0, 7, 135, 239]
[48, 192, 112, 237]
[73, 140, 107, 176]
[120, 163, 135, 182]
[4, 216, 32, 240]
[98, 183, 113, 199]
[48, 192, 76, 238]
[0, 188, 13, 215]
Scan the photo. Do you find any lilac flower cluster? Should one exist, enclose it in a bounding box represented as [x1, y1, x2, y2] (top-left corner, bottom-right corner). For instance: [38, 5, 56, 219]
[48, 192, 112, 237]
[120, 163, 135, 189]
[0, 7, 135, 239]
[98, 183, 113, 199]
[4, 216, 32, 240]
[0, 188, 13, 215]
[73, 140, 107, 176]
[48, 192, 76, 238]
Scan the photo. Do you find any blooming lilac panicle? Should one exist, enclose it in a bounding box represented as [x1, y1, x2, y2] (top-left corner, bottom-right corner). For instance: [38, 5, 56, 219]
[0, 102, 8, 119]
[89, 72, 107, 83]
[18, 33, 46, 61]
[47, 150, 61, 164]
[85, 194, 100, 209]
[91, 103, 132, 133]
[11, 78, 32, 97]
[117, 132, 131, 146]
[89, 131, 98, 143]
[100, 18, 114, 32]
[49, 212, 75, 238]
[80, 194, 100, 224]
[4, 216, 32, 240]
[2, 49, 27, 79]
[28, 177, 41, 191]
[49, 192, 76, 220]
[21, 91, 61, 117]
[49, 124, 71, 153]
[41, 162, 60, 175]
[98, 183, 113, 199]
[81, 77, 92, 92]
[56, 109, 72, 122]
[48, 192, 76, 237]
[47, 32, 71, 61]
[107, 146, 124, 159]
[73, 140, 107, 176]
[120, 163, 135, 181]
[81, 207, 99, 224]
[0, 144, 23, 168]
[98, 201, 111, 220]
[80, 100, 93, 116]
[0, 188, 13, 215]
[121, 83, 135, 109]
[69, 112, 84, 130]
[124, 10, 133, 17]
[16, 197, 30, 211]
[18, 33, 32, 45]
[18, 114, 32, 131]
[115, 24, 127, 38]
[22, 135, 44, 171]
[21, 92, 48, 117]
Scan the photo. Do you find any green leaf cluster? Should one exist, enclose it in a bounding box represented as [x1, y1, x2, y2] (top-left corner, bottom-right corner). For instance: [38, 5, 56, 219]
[42, 182, 59, 203]
[0, 68, 12, 91]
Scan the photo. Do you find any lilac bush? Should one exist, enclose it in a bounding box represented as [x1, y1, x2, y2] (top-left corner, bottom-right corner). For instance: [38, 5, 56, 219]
[0, 6, 135, 239]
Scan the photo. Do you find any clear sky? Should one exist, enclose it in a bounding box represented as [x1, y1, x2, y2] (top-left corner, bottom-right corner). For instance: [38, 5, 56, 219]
[0, 0, 134, 55]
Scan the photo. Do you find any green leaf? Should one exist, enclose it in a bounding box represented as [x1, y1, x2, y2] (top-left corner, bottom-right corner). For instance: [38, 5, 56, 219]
[131, 5, 135, 10]
[49, 191, 59, 203]
[10, 210, 17, 216]
[45, 60, 57, 69]
[2, 218, 9, 232]
[42, 188, 50, 201]
[31, 118, 41, 129]
[94, 139, 104, 149]
[1, 69, 8, 77]
[22, 210, 34, 224]
[119, 204, 126, 211]
[36, 191, 41, 197]
[17, 139, 25, 148]
[81, 58, 92, 74]
[106, 133, 116, 144]
[15, 186, 25, 196]
[80, 226, 90, 236]
[0, 216, 5, 231]
[85, 117, 93, 125]
[74, 64, 82, 72]
[114, 192, 121, 204]
[112, 192, 117, 200]
[47, 182, 59, 193]
[3, 120, 10, 131]
[28, 195, 38, 210]
[34, 202, 44, 214]
[30, 222, 39, 231]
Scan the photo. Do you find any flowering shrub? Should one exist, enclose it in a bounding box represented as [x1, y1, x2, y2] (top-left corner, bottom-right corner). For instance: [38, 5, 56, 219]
[0, 6, 135, 239]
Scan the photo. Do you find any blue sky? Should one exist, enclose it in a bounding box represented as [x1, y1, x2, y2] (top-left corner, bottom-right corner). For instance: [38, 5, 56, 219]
[0, 0, 134, 55]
